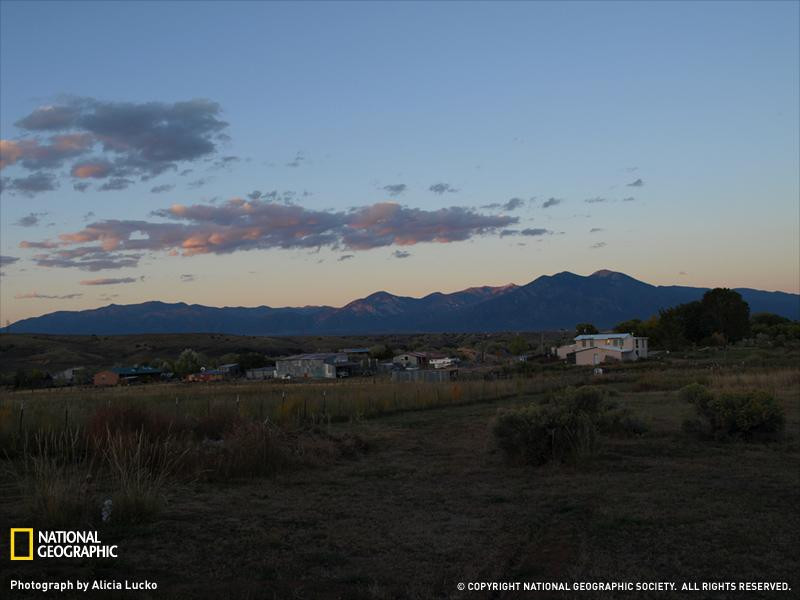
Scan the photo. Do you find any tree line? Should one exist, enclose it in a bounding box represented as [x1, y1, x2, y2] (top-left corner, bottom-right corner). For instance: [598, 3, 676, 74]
[609, 288, 798, 349]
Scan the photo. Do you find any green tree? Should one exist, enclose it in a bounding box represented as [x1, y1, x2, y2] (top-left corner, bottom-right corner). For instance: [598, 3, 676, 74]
[700, 288, 750, 343]
[656, 305, 690, 350]
[575, 323, 598, 336]
[150, 358, 174, 372]
[751, 312, 790, 328]
[13, 369, 29, 389]
[218, 353, 240, 366]
[750, 312, 800, 345]
[509, 335, 529, 356]
[680, 300, 709, 343]
[174, 348, 206, 376]
[14, 368, 48, 389]
[369, 344, 393, 360]
[238, 352, 270, 370]
[614, 319, 643, 336]
[73, 369, 93, 385]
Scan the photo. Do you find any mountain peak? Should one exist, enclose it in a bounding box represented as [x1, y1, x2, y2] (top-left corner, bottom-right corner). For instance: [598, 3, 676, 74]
[493, 283, 518, 293]
[364, 291, 396, 300]
[461, 283, 517, 294]
[591, 269, 622, 277]
[549, 271, 581, 280]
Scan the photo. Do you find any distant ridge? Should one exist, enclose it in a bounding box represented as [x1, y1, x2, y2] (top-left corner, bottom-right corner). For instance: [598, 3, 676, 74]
[3, 271, 797, 335]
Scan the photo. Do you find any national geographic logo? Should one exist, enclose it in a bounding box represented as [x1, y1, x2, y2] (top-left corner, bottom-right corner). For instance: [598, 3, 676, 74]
[9, 529, 118, 560]
[10, 529, 33, 561]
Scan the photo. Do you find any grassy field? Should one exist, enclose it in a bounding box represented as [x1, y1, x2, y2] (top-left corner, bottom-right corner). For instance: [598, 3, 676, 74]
[1, 361, 798, 599]
[0, 374, 591, 443]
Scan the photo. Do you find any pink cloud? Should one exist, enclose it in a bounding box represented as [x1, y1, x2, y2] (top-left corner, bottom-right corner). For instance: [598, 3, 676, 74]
[0, 140, 25, 169]
[21, 198, 518, 270]
[79, 277, 138, 286]
[71, 161, 113, 179]
[0, 134, 94, 171]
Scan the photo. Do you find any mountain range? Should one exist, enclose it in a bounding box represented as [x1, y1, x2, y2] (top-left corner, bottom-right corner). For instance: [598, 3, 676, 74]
[4, 270, 798, 335]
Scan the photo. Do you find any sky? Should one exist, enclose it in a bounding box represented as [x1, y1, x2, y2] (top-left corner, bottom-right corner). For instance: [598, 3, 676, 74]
[1, 0, 798, 325]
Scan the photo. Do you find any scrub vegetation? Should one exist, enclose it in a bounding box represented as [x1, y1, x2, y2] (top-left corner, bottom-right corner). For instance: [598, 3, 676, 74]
[0, 347, 797, 599]
[492, 386, 647, 466]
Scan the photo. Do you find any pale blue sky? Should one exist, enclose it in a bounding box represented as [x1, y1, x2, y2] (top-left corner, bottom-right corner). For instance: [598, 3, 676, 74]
[1, 1, 798, 323]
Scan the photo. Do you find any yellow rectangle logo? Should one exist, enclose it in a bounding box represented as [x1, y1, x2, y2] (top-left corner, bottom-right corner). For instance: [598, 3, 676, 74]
[10, 528, 34, 560]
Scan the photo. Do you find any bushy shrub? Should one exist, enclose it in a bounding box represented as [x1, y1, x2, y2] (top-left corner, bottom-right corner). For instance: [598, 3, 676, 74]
[549, 386, 645, 437]
[635, 372, 710, 392]
[679, 382, 715, 409]
[493, 386, 646, 465]
[681, 383, 785, 440]
[565, 385, 606, 414]
[493, 385, 645, 466]
[596, 405, 648, 437]
[493, 403, 596, 466]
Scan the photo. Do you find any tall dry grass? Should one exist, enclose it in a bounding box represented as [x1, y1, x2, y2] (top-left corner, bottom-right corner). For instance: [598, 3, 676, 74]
[101, 429, 189, 523]
[0, 373, 589, 449]
[7, 400, 367, 528]
[709, 368, 800, 394]
[12, 428, 96, 528]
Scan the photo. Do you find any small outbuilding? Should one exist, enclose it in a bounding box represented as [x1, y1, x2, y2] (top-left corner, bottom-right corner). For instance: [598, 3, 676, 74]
[93, 370, 120, 386]
[275, 353, 356, 379]
[392, 352, 429, 369]
[93, 366, 163, 386]
[54, 367, 86, 385]
[218, 363, 241, 376]
[245, 367, 275, 380]
[429, 357, 459, 369]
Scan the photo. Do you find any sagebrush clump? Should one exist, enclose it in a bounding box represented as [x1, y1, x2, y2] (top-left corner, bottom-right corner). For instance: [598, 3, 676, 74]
[492, 386, 646, 466]
[680, 383, 785, 440]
